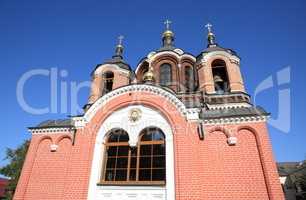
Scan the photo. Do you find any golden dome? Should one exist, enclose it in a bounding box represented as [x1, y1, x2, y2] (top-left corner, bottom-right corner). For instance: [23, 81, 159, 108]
[163, 30, 174, 38]
[143, 67, 155, 82]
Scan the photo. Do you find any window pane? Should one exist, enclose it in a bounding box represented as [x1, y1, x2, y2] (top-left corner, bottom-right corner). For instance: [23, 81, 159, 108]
[115, 169, 127, 181]
[160, 63, 172, 86]
[152, 169, 165, 181]
[129, 169, 136, 181]
[108, 134, 119, 142]
[105, 169, 115, 181]
[139, 169, 151, 181]
[106, 158, 116, 169]
[130, 157, 137, 168]
[118, 133, 129, 142]
[140, 145, 152, 156]
[153, 144, 165, 155]
[140, 156, 151, 168]
[152, 132, 164, 141]
[107, 146, 117, 156]
[131, 148, 137, 156]
[108, 131, 129, 142]
[116, 158, 128, 168]
[117, 146, 129, 156]
[153, 156, 165, 168]
[141, 133, 152, 141]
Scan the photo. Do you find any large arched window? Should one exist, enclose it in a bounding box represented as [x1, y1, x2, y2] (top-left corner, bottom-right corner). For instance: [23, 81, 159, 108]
[101, 127, 166, 185]
[159, 63, 172, 86]
[212, 59, 229, 94]
[184, 66, 194, 92]
[102, 71, 114, 94]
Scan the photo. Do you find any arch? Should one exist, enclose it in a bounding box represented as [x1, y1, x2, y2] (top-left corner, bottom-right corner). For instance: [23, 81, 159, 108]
[87, 104, 176, 200]
[37, 136, 53, 146]
[136, 61, 149, 83]
[55, 135, 73, 145]
[84, 84, 188, 123]
[211, 59, 230, 94]
[151, 52, 180, 66]
[208, 126, 232, 138]
[236, 126, 271, 199]
[138, 126, 166, 140]
[107, 129, 129, 143]
[134, 51, 196, 77]
[151, 54, 179, 91]
[102, 71, 114, 94]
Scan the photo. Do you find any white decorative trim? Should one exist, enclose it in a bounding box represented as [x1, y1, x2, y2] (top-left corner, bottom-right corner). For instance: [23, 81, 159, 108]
[94, 64, 130, 76]
[173, 48, 184, 55]
[83, 84, 189, 124]
[87, 105, 175, 200]
[50, 144, 58, 152]
[29, 127, 74, 135]
[147, 51, 156, 59]
[72, 116, 87, 128]
[207, 102, 252, 110]
[148, 51, 195, 63]
[135, 51, 196, 74]
[199, 50, 240, 65]
[227, 137, 237, 145]
[203, 115, 269, 125]
[186, 108, 200, 121]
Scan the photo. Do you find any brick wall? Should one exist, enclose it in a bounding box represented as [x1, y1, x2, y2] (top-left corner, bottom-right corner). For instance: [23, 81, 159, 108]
[14, 92, 284, 200]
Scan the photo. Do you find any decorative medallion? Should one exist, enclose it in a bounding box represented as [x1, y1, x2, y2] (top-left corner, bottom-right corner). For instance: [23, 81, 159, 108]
[128, 108, 142, 123]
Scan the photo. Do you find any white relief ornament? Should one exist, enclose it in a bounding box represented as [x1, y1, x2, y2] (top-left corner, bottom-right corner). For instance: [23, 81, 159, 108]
[128, 108, 142, 123]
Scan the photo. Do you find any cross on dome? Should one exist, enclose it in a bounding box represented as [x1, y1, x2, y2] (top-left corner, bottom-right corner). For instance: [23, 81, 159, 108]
[164, 19, 172, 30]
[205, 23, 213, 33]
[118, 35, 124, 46]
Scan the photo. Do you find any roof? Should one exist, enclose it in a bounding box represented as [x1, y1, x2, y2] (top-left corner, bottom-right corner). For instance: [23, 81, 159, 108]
[201, 106, 269, 119]
[91, 55, 132, 76]
[196, 44, 239, 61]
[30, 119, 73, 129]
[157, 45, 176, 52]
[277, 162, 306, 176]
[103, 55, 131, 71]
[0, 178, 8, 197]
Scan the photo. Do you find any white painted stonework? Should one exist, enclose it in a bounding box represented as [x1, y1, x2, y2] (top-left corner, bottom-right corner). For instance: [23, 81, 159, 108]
[87, 105, 175, 200]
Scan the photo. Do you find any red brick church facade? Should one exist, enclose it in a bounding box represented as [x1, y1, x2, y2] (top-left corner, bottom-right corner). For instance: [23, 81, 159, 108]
[14, 23, 285, 200]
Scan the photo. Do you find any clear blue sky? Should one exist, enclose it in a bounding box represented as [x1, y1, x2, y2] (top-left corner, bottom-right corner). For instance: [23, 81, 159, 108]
[1, 0, 305, 166]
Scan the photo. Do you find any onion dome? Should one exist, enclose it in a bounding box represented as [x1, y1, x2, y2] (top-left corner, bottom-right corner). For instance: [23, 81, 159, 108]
[162, 19, 175, 47]
[143, 66, 155, 83]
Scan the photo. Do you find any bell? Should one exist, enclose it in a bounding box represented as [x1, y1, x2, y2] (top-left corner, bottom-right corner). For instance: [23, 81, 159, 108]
[214, 75, 223, 83]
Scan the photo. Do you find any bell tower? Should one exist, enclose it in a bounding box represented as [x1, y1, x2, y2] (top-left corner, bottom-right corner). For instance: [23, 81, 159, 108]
[85, 36, 132, 110]
[196, 23, 249, 107]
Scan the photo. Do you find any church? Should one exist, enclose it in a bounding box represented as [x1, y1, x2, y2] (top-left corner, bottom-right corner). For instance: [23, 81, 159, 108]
[14, 22, 285, 200]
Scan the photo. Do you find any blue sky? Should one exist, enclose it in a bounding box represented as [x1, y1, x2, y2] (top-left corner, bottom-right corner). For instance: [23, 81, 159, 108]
[1, 0, 305, 166]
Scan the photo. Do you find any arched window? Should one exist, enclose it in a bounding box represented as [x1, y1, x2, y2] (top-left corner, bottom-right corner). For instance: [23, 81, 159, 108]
[101, 127, 166, 185]
[138, 127, 166, 182]
[184, 66, 194, 92]
[102, 71, 114, 94]
[103, 129, 129, 182]
[159, 63, 172, 86]
[212, 59, 229, 94]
